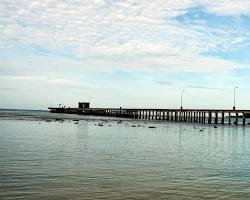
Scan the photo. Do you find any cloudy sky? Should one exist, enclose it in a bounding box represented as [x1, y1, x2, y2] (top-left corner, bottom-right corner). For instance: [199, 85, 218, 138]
[1, 0, 250, 109]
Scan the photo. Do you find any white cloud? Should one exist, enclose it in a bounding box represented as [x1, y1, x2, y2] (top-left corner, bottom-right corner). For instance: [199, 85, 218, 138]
[0, 0, 249, 74]
[0, 75, 47, 80]
[202, 0, 250, 16]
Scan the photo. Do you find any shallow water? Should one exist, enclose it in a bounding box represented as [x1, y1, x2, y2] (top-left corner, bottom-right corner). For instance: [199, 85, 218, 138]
[1, 110, 250, 199]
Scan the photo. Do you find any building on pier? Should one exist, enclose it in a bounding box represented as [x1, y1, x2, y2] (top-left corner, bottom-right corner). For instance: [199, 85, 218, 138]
[78, 102, 90, 109]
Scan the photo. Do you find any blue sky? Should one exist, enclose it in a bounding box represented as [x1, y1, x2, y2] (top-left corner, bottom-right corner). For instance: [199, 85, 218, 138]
[1, 0, 250, 109]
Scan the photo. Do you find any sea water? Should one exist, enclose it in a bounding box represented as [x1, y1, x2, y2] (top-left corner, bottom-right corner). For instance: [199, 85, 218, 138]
[1, 110, 250, 199]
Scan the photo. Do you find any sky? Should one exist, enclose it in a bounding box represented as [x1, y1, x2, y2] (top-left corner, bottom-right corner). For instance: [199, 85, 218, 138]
[1, 0, 250, 110]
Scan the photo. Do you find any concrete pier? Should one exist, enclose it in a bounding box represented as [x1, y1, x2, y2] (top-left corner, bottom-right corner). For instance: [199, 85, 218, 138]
[49, 106, 250, 126]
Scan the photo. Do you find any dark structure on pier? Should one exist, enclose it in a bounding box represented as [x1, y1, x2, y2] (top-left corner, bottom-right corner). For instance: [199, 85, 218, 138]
[49, 102, 250, 126]
[78, 102, 90, 109]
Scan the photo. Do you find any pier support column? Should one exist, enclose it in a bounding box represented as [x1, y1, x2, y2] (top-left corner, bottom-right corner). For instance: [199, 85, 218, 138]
[175, 111, 178, 122]
[235, 112, 238, 126]
[221, 112, 224, 124]
[208, 112, 212, 124]
[215, 112, 218, 124]
[243, 113, 246, 126]
[228, 112, 231, 125]
[202, 112, 205, 123]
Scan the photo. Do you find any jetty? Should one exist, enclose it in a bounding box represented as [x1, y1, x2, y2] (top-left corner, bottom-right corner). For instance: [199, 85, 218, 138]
[49, 102, 250, 126]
